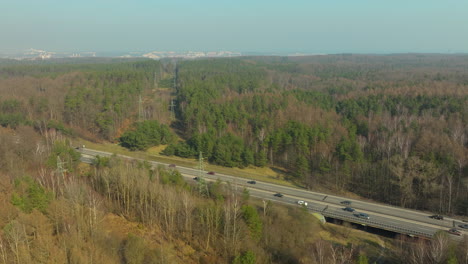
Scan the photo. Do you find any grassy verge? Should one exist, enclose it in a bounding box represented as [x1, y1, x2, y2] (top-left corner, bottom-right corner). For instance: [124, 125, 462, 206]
[74, 139, 296, 187]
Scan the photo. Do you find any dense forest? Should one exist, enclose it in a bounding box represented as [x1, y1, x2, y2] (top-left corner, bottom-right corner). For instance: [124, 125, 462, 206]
[167, 55, 468, 215]
[2, 126, 467, 263]
[0, 55, 468, 262]
[1, 55, 467, 215]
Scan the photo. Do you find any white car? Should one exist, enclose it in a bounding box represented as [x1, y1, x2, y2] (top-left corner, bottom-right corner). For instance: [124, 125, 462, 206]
[297, 200, 308, 206]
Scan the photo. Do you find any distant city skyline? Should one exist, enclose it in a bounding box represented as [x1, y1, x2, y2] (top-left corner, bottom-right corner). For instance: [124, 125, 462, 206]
[2, 48, 247, 60]
[2, 0, 468, 54]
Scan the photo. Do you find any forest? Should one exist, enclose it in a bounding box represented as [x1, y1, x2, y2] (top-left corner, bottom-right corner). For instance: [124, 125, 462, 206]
[0, 55, 467, 263]
[168, 55, 468, 215]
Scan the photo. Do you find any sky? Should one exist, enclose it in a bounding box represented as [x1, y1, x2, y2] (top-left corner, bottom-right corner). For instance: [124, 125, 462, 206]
[1, 0, 468, 54]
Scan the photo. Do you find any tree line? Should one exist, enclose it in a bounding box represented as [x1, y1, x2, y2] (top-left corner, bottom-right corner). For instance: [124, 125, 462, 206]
[160, 56, 468, 215]
[0, 55, 467, 216]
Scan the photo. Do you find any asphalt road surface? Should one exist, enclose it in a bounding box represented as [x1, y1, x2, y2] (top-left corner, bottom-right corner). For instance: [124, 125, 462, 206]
[78, 148, 466, 240]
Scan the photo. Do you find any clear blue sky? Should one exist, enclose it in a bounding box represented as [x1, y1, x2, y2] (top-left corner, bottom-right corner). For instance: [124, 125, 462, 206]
[2, 0, 467, 53]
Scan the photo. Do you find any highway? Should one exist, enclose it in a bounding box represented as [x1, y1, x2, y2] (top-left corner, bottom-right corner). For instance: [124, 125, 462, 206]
[78, 148, 467, 240]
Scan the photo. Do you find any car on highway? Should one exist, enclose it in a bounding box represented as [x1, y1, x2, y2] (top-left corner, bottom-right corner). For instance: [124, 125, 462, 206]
[207, 171, 215, 175]
[297, 200, 308, 206]
[274, 193, 284, 198]
[168, 164, 176, 168]
[447, 228, 462, 236]
[355, 212, 370, 219]
[247, 180, 256, 184]
[343, 207, 355, 212]
[340, 200, 352, 205]
[459, 224, 468, 229]
[429, 214, 444, 220]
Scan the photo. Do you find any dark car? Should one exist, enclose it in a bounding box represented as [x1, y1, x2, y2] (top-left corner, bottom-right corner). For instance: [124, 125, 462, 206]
[247, 180, 256, 184]
[343, 207, 355, 212]
[355, 212, 370, 219]
[193, 177, 199, 181]
[340, 200, 352, 206]
[429, 214, 444, 220]
[459, 224, 468, 229]
[448, 228, 462, 236]
[207, 171, 215, 175]
[168, 164, 176, 168]
[274, 193, 284, 198]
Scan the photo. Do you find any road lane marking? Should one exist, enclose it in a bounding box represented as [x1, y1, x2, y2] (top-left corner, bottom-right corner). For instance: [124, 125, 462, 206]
[78, 149, 459, 235]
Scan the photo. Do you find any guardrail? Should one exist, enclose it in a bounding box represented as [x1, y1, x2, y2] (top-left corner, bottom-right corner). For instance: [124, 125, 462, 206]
[308, 205, 435, 238]
[80, 151, 437, 239]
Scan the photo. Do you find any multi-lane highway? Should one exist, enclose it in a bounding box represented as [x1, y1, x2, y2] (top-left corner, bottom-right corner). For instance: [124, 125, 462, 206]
[78, 147, 467, 240]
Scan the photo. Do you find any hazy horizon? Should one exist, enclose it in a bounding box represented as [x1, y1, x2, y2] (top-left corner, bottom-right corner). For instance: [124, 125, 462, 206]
[2, 0, 468, 54]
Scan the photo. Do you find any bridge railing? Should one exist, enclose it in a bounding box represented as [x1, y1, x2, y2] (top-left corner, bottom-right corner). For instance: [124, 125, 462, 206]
[308, 206, 434, 238]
